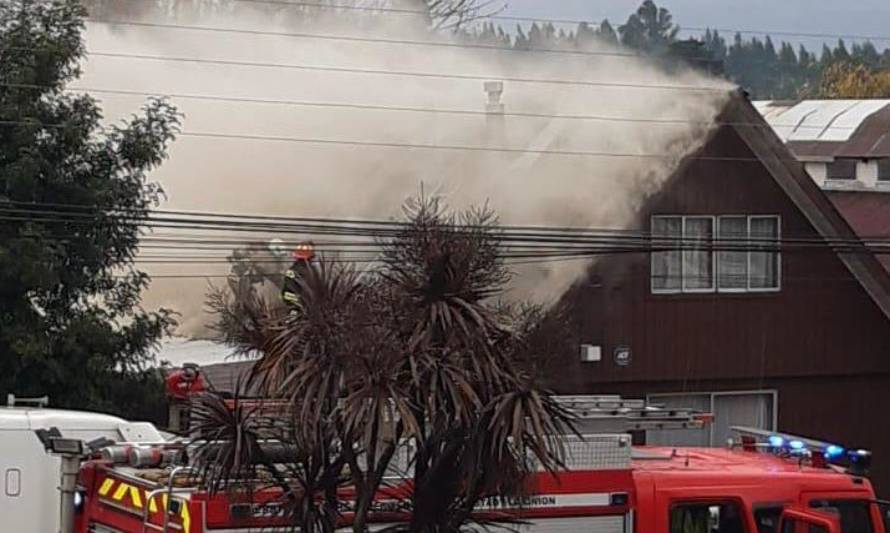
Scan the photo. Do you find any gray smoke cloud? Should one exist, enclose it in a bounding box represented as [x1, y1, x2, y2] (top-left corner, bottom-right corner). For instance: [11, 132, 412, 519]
[78, 5, 730, 335]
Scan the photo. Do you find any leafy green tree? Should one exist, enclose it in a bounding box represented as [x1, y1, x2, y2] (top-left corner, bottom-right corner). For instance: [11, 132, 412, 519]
[815, 61, 890, 98]
[0, 0, 179, 419]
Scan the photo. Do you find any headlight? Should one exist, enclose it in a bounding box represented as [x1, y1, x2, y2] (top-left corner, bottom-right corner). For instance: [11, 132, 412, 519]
[74, 490, 86, 513]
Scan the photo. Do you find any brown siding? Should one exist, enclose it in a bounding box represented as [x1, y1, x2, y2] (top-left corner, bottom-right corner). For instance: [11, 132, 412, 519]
[550, 124, 890, 494]
[591, 377, 890, 494]
[558, 125, 890, 387]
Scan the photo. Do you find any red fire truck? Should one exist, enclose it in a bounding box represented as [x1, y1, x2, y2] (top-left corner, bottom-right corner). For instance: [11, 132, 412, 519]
[52, 397, 885, 533]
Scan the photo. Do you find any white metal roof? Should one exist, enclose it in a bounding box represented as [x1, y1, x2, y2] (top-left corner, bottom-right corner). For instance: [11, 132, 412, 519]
[754, 99, 890, 142]
[157, 336, 248, 367]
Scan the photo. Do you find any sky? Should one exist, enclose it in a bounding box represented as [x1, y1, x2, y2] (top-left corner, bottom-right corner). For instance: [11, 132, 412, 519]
[500, 0, 890, 52]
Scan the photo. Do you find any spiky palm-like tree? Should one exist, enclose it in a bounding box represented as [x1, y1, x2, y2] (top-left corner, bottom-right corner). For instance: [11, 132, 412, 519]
[195, 196, 574, 533]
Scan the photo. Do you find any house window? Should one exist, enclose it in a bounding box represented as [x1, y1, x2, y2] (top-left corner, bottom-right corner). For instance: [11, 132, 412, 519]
[827, 159, 857, 180]
[651, 215, 780, 294]
[749, 216, 781, 290]
[651, 216, 682, 292]
[718, 216, 748, 290]
[683, 217, 715, 291]
[878, 159, 890, 181]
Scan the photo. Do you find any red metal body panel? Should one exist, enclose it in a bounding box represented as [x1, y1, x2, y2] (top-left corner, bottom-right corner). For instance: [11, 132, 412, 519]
[75, 446, 884, 533]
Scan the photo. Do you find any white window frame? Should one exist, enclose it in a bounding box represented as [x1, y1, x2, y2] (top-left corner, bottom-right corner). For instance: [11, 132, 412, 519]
[716, 215, 750, 294]
[650, 215, 683, 295]
[651, 215, 781, 295]
[681, 216, 717, 293]
[648, 389, 778, 446]
[747, 215, 782, 293]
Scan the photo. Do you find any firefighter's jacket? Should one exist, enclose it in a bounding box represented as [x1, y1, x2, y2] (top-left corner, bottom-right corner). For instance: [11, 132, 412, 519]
[282, 260, 311, 308]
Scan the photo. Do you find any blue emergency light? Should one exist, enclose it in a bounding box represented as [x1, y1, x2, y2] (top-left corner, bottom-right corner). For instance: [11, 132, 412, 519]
[824, 445, 845, 460]
[788, 440, 805, 451]
[736, 427, 870, 474]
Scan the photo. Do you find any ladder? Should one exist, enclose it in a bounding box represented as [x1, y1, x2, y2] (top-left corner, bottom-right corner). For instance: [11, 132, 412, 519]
[555, 395, 712, 433]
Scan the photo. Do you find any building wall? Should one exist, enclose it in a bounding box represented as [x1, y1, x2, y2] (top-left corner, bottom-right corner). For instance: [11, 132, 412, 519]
[805, 162, 827, 186]
[590, 376, 890, 495]
[551, 125, 890, 493]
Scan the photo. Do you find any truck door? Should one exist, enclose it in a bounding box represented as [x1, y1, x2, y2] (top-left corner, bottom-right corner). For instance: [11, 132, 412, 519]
[802, 491, 884, 533]
[0, 428, 60, 533]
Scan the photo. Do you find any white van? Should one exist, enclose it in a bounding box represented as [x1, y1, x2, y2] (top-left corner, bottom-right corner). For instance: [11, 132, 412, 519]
[0, 406, 164, 533]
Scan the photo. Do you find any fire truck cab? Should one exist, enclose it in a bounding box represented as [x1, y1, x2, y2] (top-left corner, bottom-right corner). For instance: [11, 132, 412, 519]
[632, 445, 883, 533]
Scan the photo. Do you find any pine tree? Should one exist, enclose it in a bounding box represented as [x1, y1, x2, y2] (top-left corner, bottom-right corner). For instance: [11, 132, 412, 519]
[598, 20, 619, 46]
[619, 0, 678, 54]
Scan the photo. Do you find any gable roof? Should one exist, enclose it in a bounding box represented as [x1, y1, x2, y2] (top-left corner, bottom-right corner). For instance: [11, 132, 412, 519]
[731, 93, 890, 319]
[825, 190, 890, 275]
[754, 99, 890, 159]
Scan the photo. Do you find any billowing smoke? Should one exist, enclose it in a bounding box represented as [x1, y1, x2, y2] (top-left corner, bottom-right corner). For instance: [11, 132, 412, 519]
[78, 4, 730, 335]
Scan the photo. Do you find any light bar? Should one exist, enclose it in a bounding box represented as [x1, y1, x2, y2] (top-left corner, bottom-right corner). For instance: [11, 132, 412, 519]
[824, 445, 845, 460]
[768, 435, 785, 448]
[48, 437, 84, 456]
[731, 426, 871, 472]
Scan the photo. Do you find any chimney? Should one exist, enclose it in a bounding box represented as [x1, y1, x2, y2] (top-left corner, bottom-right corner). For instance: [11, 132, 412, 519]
[483, 81, 505, 144]
[484, 81, 504, 115]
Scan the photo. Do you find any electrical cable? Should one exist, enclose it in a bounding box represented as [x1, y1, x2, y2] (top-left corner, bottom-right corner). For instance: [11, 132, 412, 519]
[0, 118, 811, 162]
[84, 18, 643, 59]
[61, 49, 727, 93]
[7, 81, 817, 130]
[6, 200, 888, 242]
[220, 0, 890, 43]
[3, 210, 888, 256]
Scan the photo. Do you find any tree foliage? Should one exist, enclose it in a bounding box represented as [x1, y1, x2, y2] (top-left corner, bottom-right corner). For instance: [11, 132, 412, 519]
[0, 0, 179, 418]
[83, 0, 502, 30]
[618, 0, 678, 54]
[813, 62, 890, 98]
[196, 197, 574, 532]
[470, 1, 890, 100]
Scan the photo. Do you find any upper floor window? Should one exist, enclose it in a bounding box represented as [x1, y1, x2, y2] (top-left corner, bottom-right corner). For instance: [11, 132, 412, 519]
[828, 159, 857, 180]
[651, 215, 780, 294]
[878, 159, 890, 181]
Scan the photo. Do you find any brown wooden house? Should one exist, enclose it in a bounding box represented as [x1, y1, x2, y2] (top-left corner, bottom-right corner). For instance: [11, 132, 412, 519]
[555, 92, 890, 493]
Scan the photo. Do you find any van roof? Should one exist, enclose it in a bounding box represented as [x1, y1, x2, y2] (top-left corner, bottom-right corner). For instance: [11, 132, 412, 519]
[0, 408, 163, 443]
[0, 408, 126, 431]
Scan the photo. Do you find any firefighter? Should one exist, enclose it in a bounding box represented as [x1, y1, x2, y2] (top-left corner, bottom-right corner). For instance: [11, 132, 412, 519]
[282, 241, 315, 311]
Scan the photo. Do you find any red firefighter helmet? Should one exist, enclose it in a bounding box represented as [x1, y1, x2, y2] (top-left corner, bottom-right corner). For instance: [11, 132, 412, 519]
[292, 241, 316, 261]
[165, 363, 207, 401]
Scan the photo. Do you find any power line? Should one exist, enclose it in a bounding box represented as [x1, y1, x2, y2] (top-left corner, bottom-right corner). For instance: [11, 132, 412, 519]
[5, 82, 842, 131]
[2, 204, 887, 250]
[106, 0, 890, 45]
[84, 18, 641, 59]
[222, 0, 890, 44]
[1, 118, 808, 162]
[72, 49, 725, 93]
